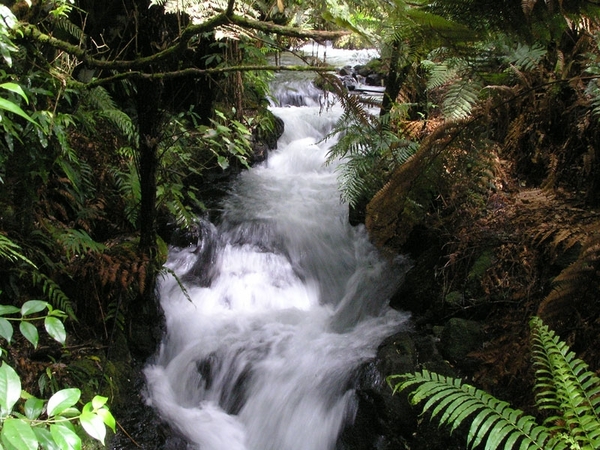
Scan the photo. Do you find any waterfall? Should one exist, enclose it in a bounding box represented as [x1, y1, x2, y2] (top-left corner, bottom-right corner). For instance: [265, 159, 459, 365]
[143, 47, 411, 450]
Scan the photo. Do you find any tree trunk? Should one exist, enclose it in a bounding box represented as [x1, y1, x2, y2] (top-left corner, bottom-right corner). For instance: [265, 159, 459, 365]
[380, 39, 409, 119]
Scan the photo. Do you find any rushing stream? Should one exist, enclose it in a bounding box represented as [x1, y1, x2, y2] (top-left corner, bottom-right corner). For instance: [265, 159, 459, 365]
[143, 46, 412, 450]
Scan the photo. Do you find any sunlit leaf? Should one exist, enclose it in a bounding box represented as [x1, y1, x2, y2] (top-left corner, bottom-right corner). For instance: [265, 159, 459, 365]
[32, 428, 60, 450]
[0, 306, 19, 316]
[1, 418, 38, 450]
[0, 362, 21, 413]
[49, 424, 81, 450]
[47, 388, 81, 417]
[0, 83, 28, 103]
[0, 98, 37, 125]
[80, 410, 106, 443]
[0, 318, 13, 343]
[19, 322, 39, 348]
[96, 407, 116, 433]
[21, 300, 48, 316]
[44, 317, 66, 345]
[24, 396, 44, 420]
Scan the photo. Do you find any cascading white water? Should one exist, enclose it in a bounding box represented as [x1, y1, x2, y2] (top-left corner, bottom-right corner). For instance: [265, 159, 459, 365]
[144, 47, 411, 450]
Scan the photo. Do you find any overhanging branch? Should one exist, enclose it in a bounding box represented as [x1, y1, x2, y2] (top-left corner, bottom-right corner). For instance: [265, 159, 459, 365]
[18, 9, 349, 73]
[83, 64, 338, 87]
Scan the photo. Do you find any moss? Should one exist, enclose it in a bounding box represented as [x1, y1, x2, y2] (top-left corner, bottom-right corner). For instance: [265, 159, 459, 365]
[468, 249, 495, 281]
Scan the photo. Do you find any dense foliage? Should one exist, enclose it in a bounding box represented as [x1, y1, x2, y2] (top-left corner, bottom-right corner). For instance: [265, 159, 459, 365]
[1, 0, 600, 447]
[388, 317, 600, 449]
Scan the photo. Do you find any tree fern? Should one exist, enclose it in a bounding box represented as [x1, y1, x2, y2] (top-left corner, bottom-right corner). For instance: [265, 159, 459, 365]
[388, 316, 600, 449]
[504, 43, 547, 72]
[442, 76, 483, 121]
[423, 59, 461, 91]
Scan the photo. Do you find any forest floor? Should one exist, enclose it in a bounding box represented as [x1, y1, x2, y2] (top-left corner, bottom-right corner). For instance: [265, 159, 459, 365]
[405, 177, 600, 413]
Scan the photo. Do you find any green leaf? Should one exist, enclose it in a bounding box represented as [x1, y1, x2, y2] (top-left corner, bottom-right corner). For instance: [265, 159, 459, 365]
[19, 322, 39, 348]
[1, 418, 38, 450]
[49, 424, 81, 450]
[0, 98, 37, 125]
[91, 395, 108, 410]
[0, 318, 13, 343]
[0, 83, 28, 104]
[32, 428, 60, 450]
[80, 410, 106, 443]
[0, 306, 19, 316]
[44, 317, 66, 345]
[217, 155, 229, 170]
[47, 388, 81, 417]
[20, 300, 48, 316]
[97, 407, 116, 433]
[24, 396, 44, 420]
[0, 362, 21, 413]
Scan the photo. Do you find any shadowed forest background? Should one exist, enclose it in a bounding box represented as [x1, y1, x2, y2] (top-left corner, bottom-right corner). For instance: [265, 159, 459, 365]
[1, 0, 600, 448]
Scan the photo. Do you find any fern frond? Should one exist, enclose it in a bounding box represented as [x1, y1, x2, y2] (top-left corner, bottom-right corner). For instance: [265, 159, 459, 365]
[522, 0, 539, 16]
[584, 80, 600, 121]
[425, 60, 460, 91]
[505, 43, 547, 72]
[31, 271, 75, 320]
[54, 18, 84, 42]
[530, 316, 600, 448]
[99, 109, 138, 145]
[442, 77, 483, 121]
[388, 370, 565, 450]
[538, 233, 600, 323]
[0, 234, 36, 267]
[56, 228, 106, 260]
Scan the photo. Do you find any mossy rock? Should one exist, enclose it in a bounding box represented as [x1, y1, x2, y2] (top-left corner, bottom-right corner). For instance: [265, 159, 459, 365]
[439, 318, 483, 366]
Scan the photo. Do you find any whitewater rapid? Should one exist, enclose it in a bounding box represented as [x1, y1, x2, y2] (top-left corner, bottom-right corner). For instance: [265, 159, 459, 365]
[144, 48, 411, 450]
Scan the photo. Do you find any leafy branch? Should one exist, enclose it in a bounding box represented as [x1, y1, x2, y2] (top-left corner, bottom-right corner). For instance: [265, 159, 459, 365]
[0, 299, 116, 448]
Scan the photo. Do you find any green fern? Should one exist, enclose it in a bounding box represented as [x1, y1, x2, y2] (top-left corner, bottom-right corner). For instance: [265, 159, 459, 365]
[423, 59, 461, 91]
[442, 77, 483, 121]
[31, 271, 76, 320]
[54, 18, 84, 42]
[326, 108, 417, 208]
[585, 81, 600, 121]
[505, 43, 547, 72]
[388, 316, 600, 450]
[0, 234, 35, 267]
[530, 316, 600, 448]
[56, 228, 106, 260]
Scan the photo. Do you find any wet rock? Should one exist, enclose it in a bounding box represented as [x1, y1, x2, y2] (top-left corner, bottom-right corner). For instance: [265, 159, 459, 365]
[338, 331, 458, 450]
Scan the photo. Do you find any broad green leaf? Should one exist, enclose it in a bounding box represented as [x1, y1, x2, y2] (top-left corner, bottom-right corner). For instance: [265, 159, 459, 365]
[0, 318, 13, 343]
[91, 395, 108, 410]
[96, 407, 116, 432]
[49, 424, 81, 450]
[1, 418, 37, 450]
[32, 428, 60, 450]
[0, 83, 28, 103]
[47, 388, 80, 417]
[24, 396, 44, 420]
[80, 410, 106, 443]
[44, 317, 66, 345]
[19, 322, 38, 348]
[20, 300, 48, 316]
[0, 98, 37, 125]
[0, 362, 20, 413]
[0, 306, 19, 316]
